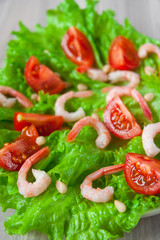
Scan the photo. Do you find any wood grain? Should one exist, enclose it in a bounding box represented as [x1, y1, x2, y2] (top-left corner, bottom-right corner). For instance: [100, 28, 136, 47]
[1, 0, 160, 239]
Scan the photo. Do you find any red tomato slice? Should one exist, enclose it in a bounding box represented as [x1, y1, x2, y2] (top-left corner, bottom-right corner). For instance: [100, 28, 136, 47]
[76, 65, 89, 73]
[124, 153, 160, 195]
[0, 86, 33, 108]
[61, 27, 94, 66]
[14, 112, 63, 136]
[0, 125, 40, 171]
[25, 56, 65, 95]
[103, 97, 142, 139]
[108, 36, 140, 70]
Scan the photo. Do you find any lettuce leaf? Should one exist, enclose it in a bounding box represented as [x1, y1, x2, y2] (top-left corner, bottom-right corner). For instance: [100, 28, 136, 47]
[1, 128, 160, 240]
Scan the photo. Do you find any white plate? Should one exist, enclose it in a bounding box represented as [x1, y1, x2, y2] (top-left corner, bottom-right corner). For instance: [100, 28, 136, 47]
[142, 208, 160, 218]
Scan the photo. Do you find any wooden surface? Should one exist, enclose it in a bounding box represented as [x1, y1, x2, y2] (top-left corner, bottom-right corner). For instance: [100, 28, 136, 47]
[1, 0, 160, 239]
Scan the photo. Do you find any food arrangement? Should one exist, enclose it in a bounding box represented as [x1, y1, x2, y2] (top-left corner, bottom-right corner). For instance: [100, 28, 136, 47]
[1, 0, 160, 239]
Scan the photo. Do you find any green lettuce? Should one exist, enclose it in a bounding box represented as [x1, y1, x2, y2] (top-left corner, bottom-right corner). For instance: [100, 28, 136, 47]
[1, 0, 160, 240]
[1, 129, 160, 240]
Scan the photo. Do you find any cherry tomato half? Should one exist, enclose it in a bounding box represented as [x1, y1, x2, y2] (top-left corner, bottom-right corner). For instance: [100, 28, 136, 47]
[24, 56, 65, 95]
[108, 36, 140, 70]
[103, 97, 142, 139]
[14, 112, 63, 136]
[124, 153, 160, 195]
[61, 26, 94, 66]
[0, 125, 40, 171]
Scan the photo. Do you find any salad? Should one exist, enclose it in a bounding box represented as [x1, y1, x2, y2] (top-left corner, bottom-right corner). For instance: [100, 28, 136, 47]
[1, 0, 160, 239]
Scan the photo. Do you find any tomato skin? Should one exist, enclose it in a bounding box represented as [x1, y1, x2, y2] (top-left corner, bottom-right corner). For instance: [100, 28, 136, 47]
[76, 65, 89, 73]
[0, 125, 40, 171]
[25, 56, 65, 95]
[124, 153, 160, 195]
[61, 27, 94, 66]
[103, 97, 142, 139]
[108, 36, 140, 70]
[14, 112, 63, 136]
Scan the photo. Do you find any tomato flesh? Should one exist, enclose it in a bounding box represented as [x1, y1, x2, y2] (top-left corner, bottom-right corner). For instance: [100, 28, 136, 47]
[103, 97, 142, 139]
[124, 153, 160, 195]
[14, 112, 63, 136]
[61, 27, 94, 66]
[25, 56, 65, 95]
[108, 36, 139, 70]
[0, 125, 40, 171]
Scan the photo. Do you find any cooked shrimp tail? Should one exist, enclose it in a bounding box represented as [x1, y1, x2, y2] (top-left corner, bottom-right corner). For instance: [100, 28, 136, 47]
[138, 43, 160, 60]
[131, 89, 153, 121]
[107, 70, 140, 88]
[0, 93, 16, 108]
[0, 85, 33, 108]
[17, 147, 51, 198]
[55, 91, 93, 122]
[77, 66, 108, 82]
[80, 164, 124, 202]
[74, 90, 93, 98]
[142, 123, 160, 157]
[103, 86, 153, 121]
[67, 116, 111, 149]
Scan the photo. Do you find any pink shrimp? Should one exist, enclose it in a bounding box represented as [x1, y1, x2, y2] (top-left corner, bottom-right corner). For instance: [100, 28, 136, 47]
[131, 89, 153, 121]
[17, 147, 51, 198]
[80, 164, 124, 202]
[102, 86, 153, 121]
[55, 91, 93, 122]
[142, 123, 160, 157]
[138, 43, 160, 60]
[67, 116, 111, 149]
[107, 70, 140, 88]
[0, 93, 16, 108]
[0, 86, 33, 108]
[77, 66, 108, 82]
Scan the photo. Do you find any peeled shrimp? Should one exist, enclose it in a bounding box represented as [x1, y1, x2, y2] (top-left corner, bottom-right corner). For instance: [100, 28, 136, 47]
[0, 93, 16, 108]
[102, 86, 153, 121]
[80, 164, 124, 202]
[142, 123, 160, 157]
[0, 86, 33, 108]
[87, 68, 108, 82]
[77, 66, 108, 82]
[107, 70, 140, 88]
[67, 116, 111, 149]
[55, 91, 93, 122]
[17, 147, 51, 198]
[138, 43, 160, 60]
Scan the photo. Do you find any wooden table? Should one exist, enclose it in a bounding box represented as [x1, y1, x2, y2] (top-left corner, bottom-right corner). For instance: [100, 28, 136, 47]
[1, 0, 160, 239]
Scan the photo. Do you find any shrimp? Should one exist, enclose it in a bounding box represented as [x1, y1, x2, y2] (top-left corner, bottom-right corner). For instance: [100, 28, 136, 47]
[0, 93, 16, 108]
[17, 147, 51, 198]
[55, 91, 93, 122]
[77, 66, 108, 82]
[87, 68, 108, 82]
[144, 66, 156, 75]
[138, 43, 160, 60]
[105, 86, 131, 103]
[107, 70, 140, 88]
[142, 123, 160, 157]
[103, 86, 153, 121]
[131, 89, 153, 121]
[102, 64, 115, 74]
[80, 164, 124, 202]
[67, 116, 111, 149]
[0, 86, 33, 108]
